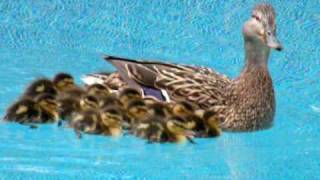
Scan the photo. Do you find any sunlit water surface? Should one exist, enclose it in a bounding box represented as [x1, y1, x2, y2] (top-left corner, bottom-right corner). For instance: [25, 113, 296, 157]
[0, 0, 319, 179]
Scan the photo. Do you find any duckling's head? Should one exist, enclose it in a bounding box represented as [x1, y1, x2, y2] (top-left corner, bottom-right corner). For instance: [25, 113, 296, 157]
[100, 106, 123, 127]
[172, 101, 195, 117]
[127, 99, 149, 121]
[24, 78, 57, 98]
[119, 87, 142, 106]
[71, 110, 100, 134]
[203, 110, 221, 137]
[243, 3, 282, 51]
[148, 102, 172, 118]
[53, 73, 76, 91]
[165, 117, 195, 143]
[80, 95, 99, 111]
[35, 93, 59, 121]
[57, 96, 81, 120]
[86, 83, 111, 98]
[147, 121, 164, 142]
[143, 96, 157, 106]
[4, 98, 41, 123]
[98, 94, 123, 109]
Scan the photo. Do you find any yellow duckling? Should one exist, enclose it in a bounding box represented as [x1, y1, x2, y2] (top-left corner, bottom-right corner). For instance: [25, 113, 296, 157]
[23, 78, 58, 98]
[98, 94, 123, 109]
[164, 116, 196, 144]
[3, 97, 41, 124]
[118, 87, 142, 108]
[148, 102, 172, 119]
[69, 110, 101, 138]
[143, 96, 158, 106]
[53, 73, 77, 92]
[126, 98, 149, 125]
[202, 110, 221, 137]
[86, 83, 111, 98]
[34, 93, 59, 123]
[57, 96, 81, 121]
[100, 106, 123, 137]
[53, 73, 85, 98]
[80, 95, 99, 111]
[171, 101, 203, 131]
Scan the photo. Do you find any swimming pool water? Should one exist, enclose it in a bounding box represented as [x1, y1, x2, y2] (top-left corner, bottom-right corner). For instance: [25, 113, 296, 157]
[0, 0, 320, 179]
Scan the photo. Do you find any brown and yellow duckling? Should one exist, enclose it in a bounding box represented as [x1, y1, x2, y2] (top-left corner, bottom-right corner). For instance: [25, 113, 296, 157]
[126, 98, 150, 125]
[80, 95, 99, 111]
[163, 116, 196, 144]
[201, 110, 221, 137]
[98, 93, 123, 109]
[23, 78, 58, 98]
[171, 101, 201, 130]
[86, 83, 111, 98]
[69, 109, 101, 138]
[118, 87, 142, 108]
[57, 96, 81, 121]
[34, 93, 59, 123]
[3, 97, 41, 124]
[100, 105, 124, 137]
[53, 73, 85, 97]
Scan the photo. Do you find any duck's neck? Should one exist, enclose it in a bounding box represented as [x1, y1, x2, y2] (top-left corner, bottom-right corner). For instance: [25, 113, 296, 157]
[244, 38, 270, 70]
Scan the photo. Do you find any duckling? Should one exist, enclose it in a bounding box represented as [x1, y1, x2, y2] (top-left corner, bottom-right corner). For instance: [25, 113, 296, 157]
[171, 101, 204, 131]
[126, 98, 149, 124]
[134, 116, 166, 142]
[69, 110, 101, 138]
[86, 83, 111, 98]
[143, 96, 158, 106]
[34, 93, 59, 123]
[53, 73, 77, 92]
[145, 120, 165, 143]
[164, 116, 196, 144]
[202, 110, 221, 137]
[118, 87, 142, 108]
[98, 94, 123, 109]
[3, 97, 41, 124]
[148, 101, 172, 119]
[57, 96, 81, 121]
[171, 100, 195, 118]
[80, 95, 99, 111]
[23, 78, 57, 98]
[100, 106, 123, 137]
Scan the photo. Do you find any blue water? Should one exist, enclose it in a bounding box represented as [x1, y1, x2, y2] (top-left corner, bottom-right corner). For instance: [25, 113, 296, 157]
[0, 0, 319, 179]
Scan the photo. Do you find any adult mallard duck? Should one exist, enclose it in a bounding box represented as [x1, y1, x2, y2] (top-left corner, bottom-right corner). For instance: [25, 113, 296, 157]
[83, 3, 282, 131]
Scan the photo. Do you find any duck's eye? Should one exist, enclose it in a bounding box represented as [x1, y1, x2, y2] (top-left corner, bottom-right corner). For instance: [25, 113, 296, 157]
[267, 31, 272, 36]
[252, 15, 261, 22]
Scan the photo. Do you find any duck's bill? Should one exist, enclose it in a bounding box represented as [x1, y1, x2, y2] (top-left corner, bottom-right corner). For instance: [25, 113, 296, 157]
[266, 34, 283, 51]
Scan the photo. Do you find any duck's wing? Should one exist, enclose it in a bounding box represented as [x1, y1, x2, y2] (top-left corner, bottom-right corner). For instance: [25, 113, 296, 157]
[103, 55, 231, 108]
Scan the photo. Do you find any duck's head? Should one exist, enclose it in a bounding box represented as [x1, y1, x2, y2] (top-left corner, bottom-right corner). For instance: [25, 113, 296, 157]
[86, 84, 111, 98]
[24, 79, 58, 98]
[243, 3, 282, 52]
[53, 73, 76, 92]
[80, 95, 99, 110]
